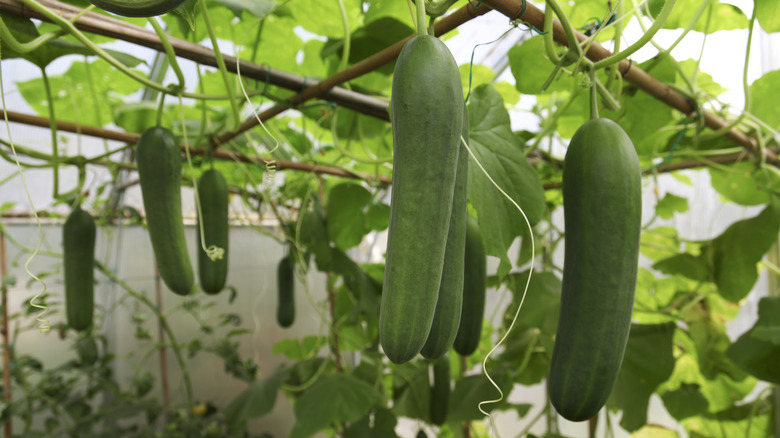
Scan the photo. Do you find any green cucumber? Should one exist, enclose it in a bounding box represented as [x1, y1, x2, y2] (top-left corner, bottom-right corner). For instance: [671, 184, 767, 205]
[88, 0, 186, 17]
[63, 207, 96, 332]
[548, 118, 642, 422]
[379, 35, 464, 364]
[453, 214, 487, 357]
[420, 104, 469, 359]
[277, 255, 295, 328]
[429, 354, 451, 425]
[196, 168, 229, 295]
[136, 126, 194, 296]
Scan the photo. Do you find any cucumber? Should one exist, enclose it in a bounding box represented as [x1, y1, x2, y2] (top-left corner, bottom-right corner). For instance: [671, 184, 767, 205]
[429, 355, 451, 425]
[379, 35, 465, 364]
[420, 104, 469, 359]
[453, 214, 487, 357]
[136, 126, 194, 296]
[548, 118, 642, 422]
[88, 0, 186, 17]
[277, 255, 295, 328]
[196, 168, 229, 295]
[63, 207, 96, 332]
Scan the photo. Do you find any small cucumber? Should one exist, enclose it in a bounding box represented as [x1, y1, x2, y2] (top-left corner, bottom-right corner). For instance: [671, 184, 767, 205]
[429, 355, 451, 425]
[379, 35, 465, 364]
[420, 104, 469, 359]
[136, 126, 194, 296]
[277, 255, 295, 328]
[196, 169, 229, 295]
[548, 118, 642, 422]
[63, 207, 96, 332]
[453, 215, 487, 357]
[88, 0, 186, 17]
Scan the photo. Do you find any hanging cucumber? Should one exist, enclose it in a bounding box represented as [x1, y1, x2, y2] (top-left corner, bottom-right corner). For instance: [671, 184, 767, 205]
[429, 354, 451, 425]
[453, 214, 487, 357]
[196, 168, 229, 295]
[277, 254, 296, 328]
[63, 207, 96, 332]
[548, 118, 642, 422]
[420, 104, 469, 359]
[88, 0, 186, 17]
[136, 126, 194, 296]
[379, 35, 465, 364]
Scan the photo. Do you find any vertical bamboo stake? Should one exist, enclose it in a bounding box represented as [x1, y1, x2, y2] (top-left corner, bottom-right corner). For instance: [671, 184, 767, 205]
[769, 244, 780, 438]
[1, 232, 11, 438]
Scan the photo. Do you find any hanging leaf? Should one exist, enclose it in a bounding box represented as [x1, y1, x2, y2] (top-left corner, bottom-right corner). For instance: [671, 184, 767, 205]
[326, 182, 372, 250]
[291, 374, 382, 438]
[726, 296, 780, 383]
[466, 84, 545, 278]
[224, 366, 289, 433]
[608, 323, 676, 432]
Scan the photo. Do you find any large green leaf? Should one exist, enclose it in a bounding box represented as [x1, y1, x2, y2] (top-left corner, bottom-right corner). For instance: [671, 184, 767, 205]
[755, 0, 780, 32]
[660, 383, 709, 420]
[447, 373, 513, 422]
[751, 68, 780, 131]
[726, 296, 780, 383]
[224, 366, 288, 432]
[291, 374, 382, 438]
[608, 323, 676, 432]
[290, 0, 363, 38]
[508, 36, 575, 95]
[659, 0, 747, 32]
[17, 60, 144, 127]
[707, 206, 780, 302]
[466, 84, 545, 278]
[390, 362, 431, 422]
[656, 193, 689, 219]
[326, 182, 372, 250]
[344, 407, 398, 438]
[709, 161, 772, 206]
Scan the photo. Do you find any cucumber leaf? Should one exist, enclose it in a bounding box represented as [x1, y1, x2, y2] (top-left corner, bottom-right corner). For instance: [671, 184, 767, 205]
[466, 84, 545, 278]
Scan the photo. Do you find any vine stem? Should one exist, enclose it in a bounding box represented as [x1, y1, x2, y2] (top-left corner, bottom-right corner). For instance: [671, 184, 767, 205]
[94, 260, 194, 409]
[416, 0, 427, 36]
[1, 232, 11, 438]
[198, 0, 241, 130]
[592, 0, 677, 70]
[40, 68, 60, 198]
[155, 266, 171, 412]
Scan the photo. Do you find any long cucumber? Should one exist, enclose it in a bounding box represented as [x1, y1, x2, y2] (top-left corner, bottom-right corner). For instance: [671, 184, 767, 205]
[136, 126, 194, 296]
[379, 35, 465, 364]
[548, 118, 642, 422]
[420, 104, 469, 359]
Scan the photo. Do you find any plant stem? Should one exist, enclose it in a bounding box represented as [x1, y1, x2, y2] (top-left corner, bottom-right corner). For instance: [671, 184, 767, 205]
[592, 0, 677, 70]
[95, 261, 194, 409]
[417, 0, 428, 36]
[1, 232, 11, 438]
[40, 68, 60, 198]
[155, 267, 171, 412]
[198, 0, 241, 130]
[589, 66, 598, 120]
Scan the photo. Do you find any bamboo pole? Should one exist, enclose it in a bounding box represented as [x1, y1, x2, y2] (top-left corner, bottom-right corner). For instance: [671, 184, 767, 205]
[0, 109, 392, 184]
[0, 0, 389, 120]
[480, 0, 777, 164]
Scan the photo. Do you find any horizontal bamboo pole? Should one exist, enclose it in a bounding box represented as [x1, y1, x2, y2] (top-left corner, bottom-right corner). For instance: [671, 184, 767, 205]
[482, 0, 777, 164]
[0, 0, 389, 120]
[0, 109, 391, 183]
